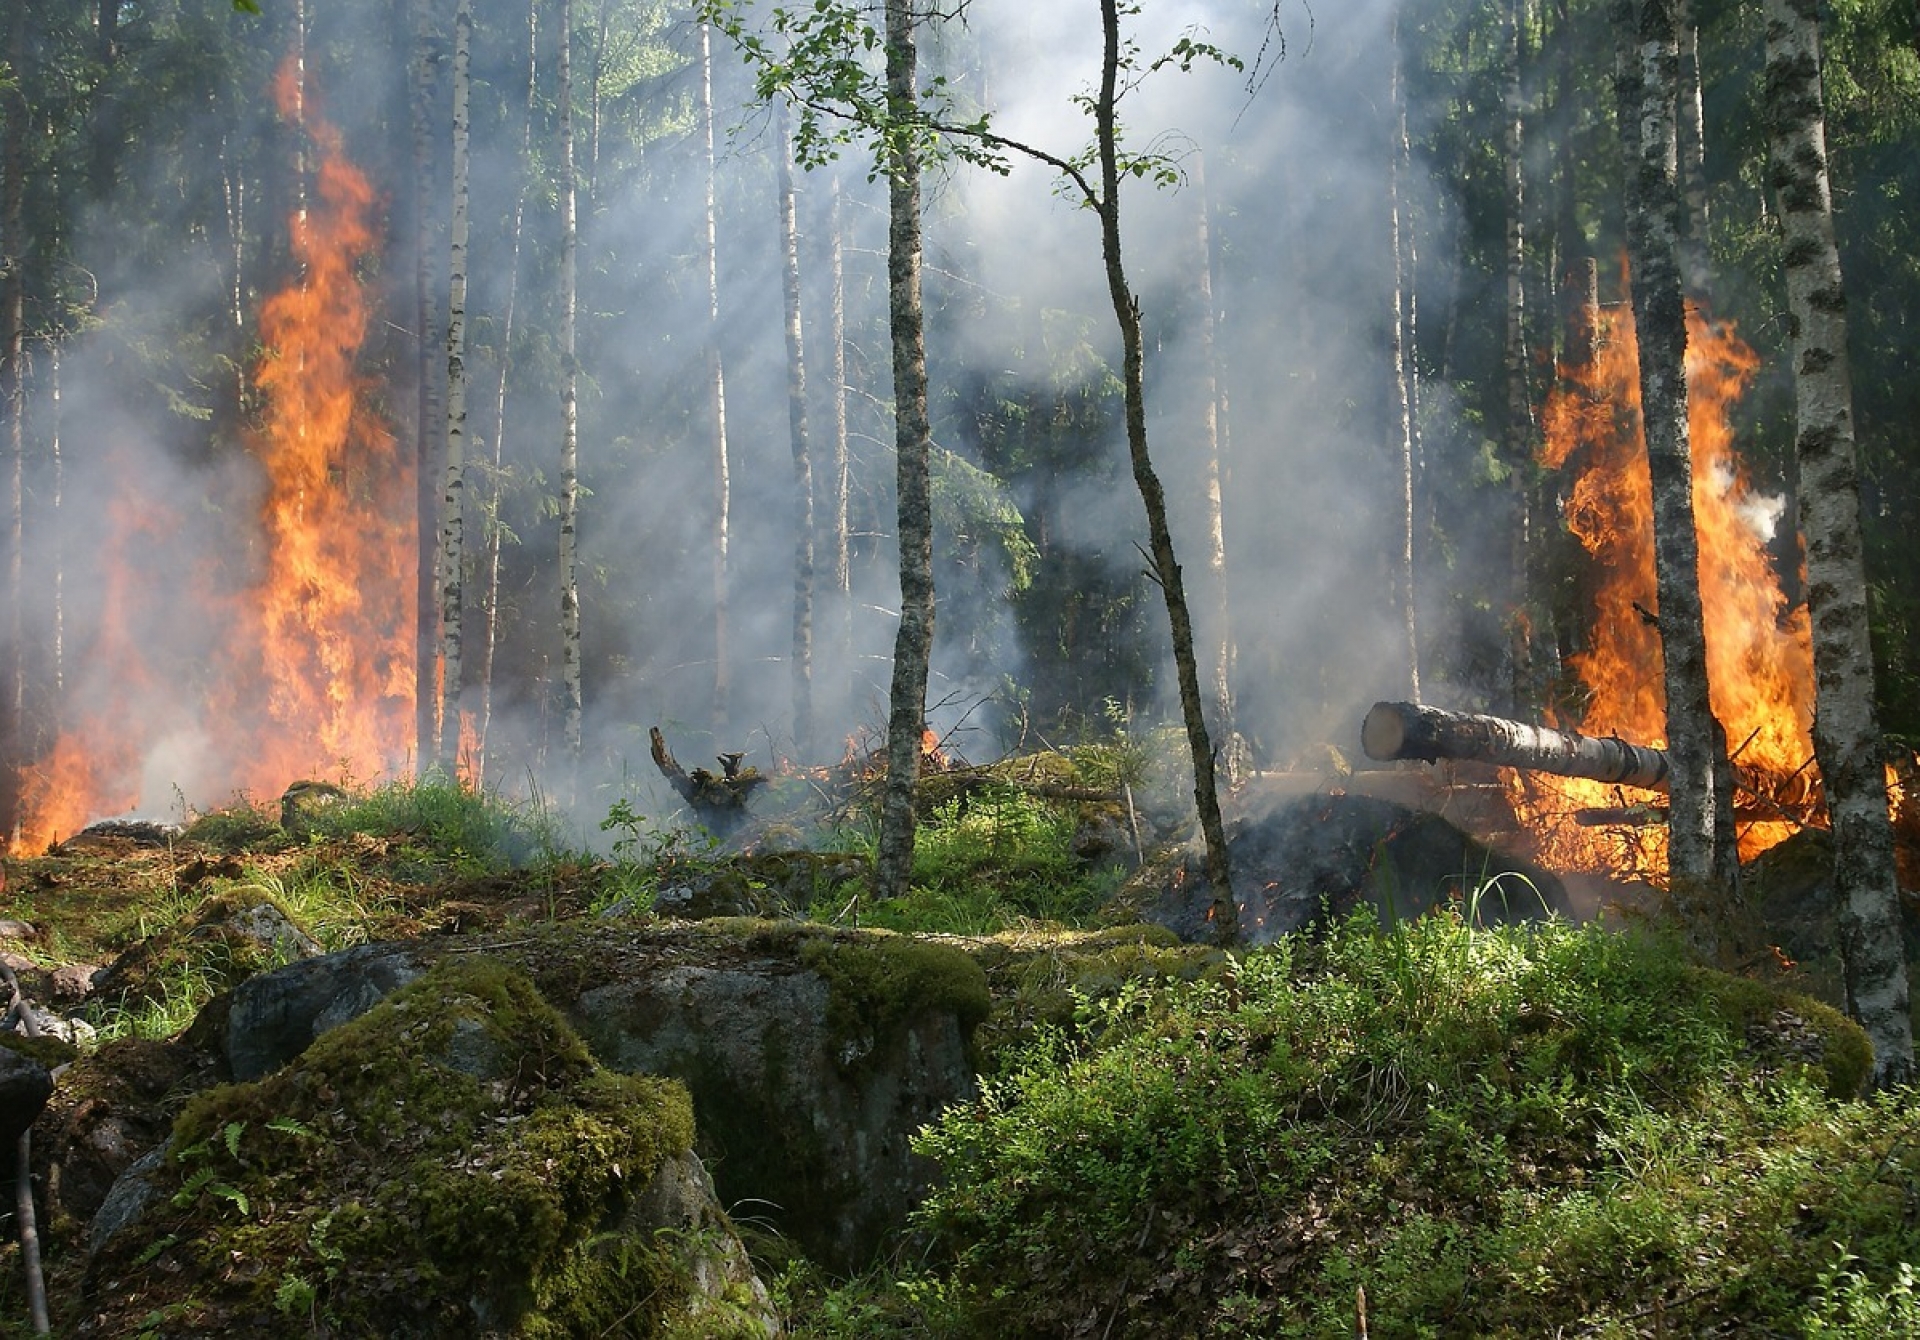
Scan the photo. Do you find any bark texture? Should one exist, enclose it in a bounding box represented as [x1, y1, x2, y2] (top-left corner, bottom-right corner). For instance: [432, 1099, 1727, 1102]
[1764, 0, 1913, 1086]
[438, 0, 471, 772]
[1617, 0, 1728, 914]
[1363, 700, 1672, 789]
[700, 19, 733, 739]
[873, 0, 934, 905]
[559, 0, 583, 765]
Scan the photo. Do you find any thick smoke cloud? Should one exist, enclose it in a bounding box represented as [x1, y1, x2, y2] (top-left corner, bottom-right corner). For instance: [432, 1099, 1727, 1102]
[16, 0, 1502, 844]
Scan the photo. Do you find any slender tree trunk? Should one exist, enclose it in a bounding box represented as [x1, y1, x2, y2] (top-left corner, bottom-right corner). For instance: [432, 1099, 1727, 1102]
[1765, 0, 1913, 1087]
[873, 0, 935, 906]
[1675, 0, 1713, 300]
[477, 0, 540, 783]
[1096, 0, 1236, 943]
[1617, 0, 1729, 930]
[438, 0, 471, 773]
[1390, 15, 1421, 704]
[1191, 152, 1241, 781]
[559, 0, 584, 769]
[827, 170, 853, 707]
[411, 0, 442, 771]
[776, 96, 816, 761]
[2, 0, 24, 840]
[1504, 0, 1535, 712]
[699, 17, 733, 739]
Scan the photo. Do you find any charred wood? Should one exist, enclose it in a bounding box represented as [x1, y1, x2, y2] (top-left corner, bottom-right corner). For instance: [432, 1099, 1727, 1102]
[648, 727, 766, 834]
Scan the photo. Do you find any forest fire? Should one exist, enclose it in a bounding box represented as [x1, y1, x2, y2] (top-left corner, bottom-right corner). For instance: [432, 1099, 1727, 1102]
[1514, 297, 1816, 879]
[10, 60, 412, 851]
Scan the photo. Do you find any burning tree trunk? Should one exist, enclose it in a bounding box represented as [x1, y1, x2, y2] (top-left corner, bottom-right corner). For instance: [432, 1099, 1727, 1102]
[1765, 0, 1913, 1087]
[1363, 700, 1672, 790]
[1616, 0, 1733, 910]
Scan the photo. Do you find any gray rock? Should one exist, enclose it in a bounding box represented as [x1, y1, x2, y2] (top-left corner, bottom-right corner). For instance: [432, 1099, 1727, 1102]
[0, 1043, 52, 1147]
[224, 943, 425, 1080]
[217, 926, 986, 1273]
[88, 1146, 166, 1258]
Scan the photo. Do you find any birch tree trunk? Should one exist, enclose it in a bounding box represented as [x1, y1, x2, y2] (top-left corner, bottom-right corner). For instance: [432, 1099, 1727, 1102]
[1503, 0, 1535, 712]
[437, 0, 471, 773]
[1390, 15, 1421, 704]
[1617, 0, 1730, 927]
[1095, 0, 1236, 943]
[1191, 151, 1241, 781]
[873, 0, 935, 905]
[559, 0, 584, 768]
[1675, 0, 1713, 299]
[776, 95, 816, 761]
[476, 0, 539, 783]
[1764, 0, 1914, 1087]
[2, 0, 23, 837]
[827, 170, 852, 706]
[699, 17, 733, 739]
[411, 0, 442, 771]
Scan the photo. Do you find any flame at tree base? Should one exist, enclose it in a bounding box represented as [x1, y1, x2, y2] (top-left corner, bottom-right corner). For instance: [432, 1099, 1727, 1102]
[1509, 293, 1817, 883]
[10, 57, 413, 852]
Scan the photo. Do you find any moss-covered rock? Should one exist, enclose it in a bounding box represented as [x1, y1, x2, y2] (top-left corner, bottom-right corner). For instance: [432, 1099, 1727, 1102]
[80, 956, 752, 1338]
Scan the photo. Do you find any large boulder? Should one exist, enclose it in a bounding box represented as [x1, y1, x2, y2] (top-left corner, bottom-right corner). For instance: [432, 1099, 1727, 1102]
[218, 921, 990, 1274]
[83, 955, 777, 1338]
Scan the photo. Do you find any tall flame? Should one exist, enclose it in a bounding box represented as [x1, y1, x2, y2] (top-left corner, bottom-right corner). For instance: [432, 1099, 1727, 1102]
[1517, 291, 1815, 876]
[10, 59, 413, 851]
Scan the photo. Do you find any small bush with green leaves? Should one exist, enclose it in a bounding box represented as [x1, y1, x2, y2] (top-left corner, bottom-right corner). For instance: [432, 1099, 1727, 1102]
[898, 912, 1917, 1338]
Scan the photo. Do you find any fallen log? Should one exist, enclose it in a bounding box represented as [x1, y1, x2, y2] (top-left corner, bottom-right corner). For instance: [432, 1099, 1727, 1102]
[1362, 700, 1671, 791]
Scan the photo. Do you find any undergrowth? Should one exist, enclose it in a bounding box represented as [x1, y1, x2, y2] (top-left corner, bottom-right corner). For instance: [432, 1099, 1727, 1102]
[851, 912, 1918, 1339]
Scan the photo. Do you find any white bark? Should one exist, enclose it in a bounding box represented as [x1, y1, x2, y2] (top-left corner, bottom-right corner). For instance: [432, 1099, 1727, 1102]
[559, 0, 583, 766]
[438, 0, 471, 772]
[1618, 0, 1730, 923]
[1765, 0, 1913, 1086]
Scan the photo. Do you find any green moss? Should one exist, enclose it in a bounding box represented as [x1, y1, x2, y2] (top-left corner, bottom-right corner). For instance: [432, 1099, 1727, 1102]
[798, 930, 993, 1062]
[95, 955, 698, 1338]
[1692, 967, 1876, 1098]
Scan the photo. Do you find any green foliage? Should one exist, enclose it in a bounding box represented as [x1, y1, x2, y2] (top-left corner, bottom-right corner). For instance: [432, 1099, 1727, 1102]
[906, 913, 1912, 1338]
[300, 774, 568, 872]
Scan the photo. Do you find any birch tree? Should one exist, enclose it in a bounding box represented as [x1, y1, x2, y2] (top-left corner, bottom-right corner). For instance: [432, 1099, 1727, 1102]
[776, 95, 816, 760]
[1764, 0, 1913, 1086]
[410, 0, 443, 769]
[475, 0, 540, 783]
[1615, 0, 1730, 923]
[559, 0, 584, 767]
[698, 16, 734, 738]
[437, 0, 471, 773]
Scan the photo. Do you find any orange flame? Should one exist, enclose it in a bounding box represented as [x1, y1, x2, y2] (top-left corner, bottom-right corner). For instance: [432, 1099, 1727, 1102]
[1517, 292, 1815, 877]
[11, 58, 413, 850]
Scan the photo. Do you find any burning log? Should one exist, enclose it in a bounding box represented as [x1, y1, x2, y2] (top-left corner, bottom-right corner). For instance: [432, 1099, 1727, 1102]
[648, 727, 767, 834]
[1362, 700, 1671, 790]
